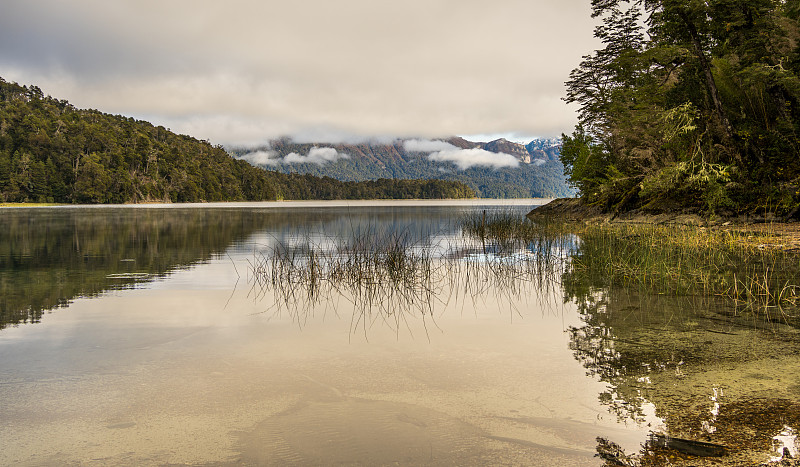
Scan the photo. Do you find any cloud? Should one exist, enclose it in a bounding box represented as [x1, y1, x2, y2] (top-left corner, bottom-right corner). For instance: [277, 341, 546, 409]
[0, 0, 599, 144]
[284, 147, 349, 165]
[428, 148, 520, 170]
[237, 147, 348, 166]
[403, 139, 459, 153]
[236, 150, 279, 166]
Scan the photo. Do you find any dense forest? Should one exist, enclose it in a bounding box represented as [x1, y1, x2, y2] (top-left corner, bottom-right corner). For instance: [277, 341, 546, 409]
[0, 78, 474, 203]
[230, 138, 573, 199]
[561, 0, 800, 217]
[264, 173, 475, 200]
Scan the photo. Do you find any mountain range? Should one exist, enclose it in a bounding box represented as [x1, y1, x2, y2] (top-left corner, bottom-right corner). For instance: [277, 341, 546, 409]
[230, 137, 573, 198]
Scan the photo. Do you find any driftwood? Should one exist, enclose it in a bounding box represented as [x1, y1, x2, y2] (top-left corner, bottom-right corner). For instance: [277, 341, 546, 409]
[595, 433, 728, 466]
[648, 433, 727, 457]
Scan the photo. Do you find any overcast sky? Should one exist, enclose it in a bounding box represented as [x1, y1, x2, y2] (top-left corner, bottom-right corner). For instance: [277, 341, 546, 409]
[1, 0, 598, 146]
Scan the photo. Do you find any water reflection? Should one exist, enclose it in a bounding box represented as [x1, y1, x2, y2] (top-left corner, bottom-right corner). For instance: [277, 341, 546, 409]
[0, 208, 272, 329]
[6, 204, 800, 465]
[0, 204, 531, 330]
[771, 425, 799, 462]
[7, 203, 644, 467]
[563, 281, 800, 465]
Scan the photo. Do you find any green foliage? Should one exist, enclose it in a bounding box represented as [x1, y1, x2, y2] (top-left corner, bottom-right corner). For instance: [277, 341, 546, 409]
[263, 173, 475, 200]
[0, 77, 278, 203]
[640, 160, 735, 213]
[560, 127, 612, 201]
[563, 0, 800, 216]
[73, 153, 111, 203]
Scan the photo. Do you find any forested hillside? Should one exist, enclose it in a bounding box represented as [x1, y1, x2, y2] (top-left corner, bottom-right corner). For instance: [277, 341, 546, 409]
[230, 138, 573, 198]
[0, 78, 278, 203]
[561, 0, 800, 217]
[0, 78, 474, 203]
[265, 174, 475, 200]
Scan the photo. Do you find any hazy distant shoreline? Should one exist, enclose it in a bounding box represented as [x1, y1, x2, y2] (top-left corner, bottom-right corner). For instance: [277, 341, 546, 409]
[0, 198, 555, 209]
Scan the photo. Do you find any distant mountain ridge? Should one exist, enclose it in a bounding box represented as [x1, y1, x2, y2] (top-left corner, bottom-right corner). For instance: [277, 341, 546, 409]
[230, 137, 572, 198]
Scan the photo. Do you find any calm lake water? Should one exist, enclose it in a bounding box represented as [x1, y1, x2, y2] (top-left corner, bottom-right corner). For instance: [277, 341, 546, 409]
[1, 200, 798, 466]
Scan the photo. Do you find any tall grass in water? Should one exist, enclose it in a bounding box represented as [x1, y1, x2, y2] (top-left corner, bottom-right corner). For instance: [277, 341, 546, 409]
[248, 228, 441, 337]
[462, 211, 800, 320]
[566, 224, 800, 318]
[248, 219, 569, 338]
[250, 210, 800, 334]
[460, 209, 565, 252]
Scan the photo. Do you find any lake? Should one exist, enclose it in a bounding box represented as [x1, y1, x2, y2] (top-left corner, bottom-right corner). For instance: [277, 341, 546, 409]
[1, 200, 797, 466]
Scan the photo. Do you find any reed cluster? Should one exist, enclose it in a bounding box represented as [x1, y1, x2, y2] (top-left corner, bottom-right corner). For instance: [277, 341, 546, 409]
[247, 220, 565, 337]
[249, 210, 800, 332]
[459, 209, 571, 251]
[564, 223, 800, 317]
[248, 229, 440, 334]
[462, 209, 800, 319]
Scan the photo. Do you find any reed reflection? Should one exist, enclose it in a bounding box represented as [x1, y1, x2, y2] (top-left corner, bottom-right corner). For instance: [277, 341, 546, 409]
[249, 210, 574, 339]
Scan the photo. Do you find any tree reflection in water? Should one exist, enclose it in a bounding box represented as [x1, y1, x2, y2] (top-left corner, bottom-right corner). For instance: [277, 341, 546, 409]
[0, 208, 278, 329]
[564, 271, 800, 465]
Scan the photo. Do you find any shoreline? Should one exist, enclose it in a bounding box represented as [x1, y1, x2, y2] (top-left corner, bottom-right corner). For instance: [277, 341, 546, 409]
[527, 197, 800, 252]
[0, 198, 552, 209]
[527, 197, 794, 226]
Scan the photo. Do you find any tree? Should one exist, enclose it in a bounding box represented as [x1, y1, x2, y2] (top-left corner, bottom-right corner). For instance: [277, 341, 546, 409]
[563, 0, 800, 215]
[73, 152, 111, 203]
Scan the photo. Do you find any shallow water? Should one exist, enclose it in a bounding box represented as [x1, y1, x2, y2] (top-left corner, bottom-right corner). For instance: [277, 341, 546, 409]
[1, 200, 798, 466]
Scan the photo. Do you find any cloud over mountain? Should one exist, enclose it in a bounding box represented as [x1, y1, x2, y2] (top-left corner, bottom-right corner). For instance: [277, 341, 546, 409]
[238, 147, 348, 166]
[403, 139, 459, 153]
[237, 150, 279, 166]
[428, 148, 520, 170]
[284, 147, 349, 165]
